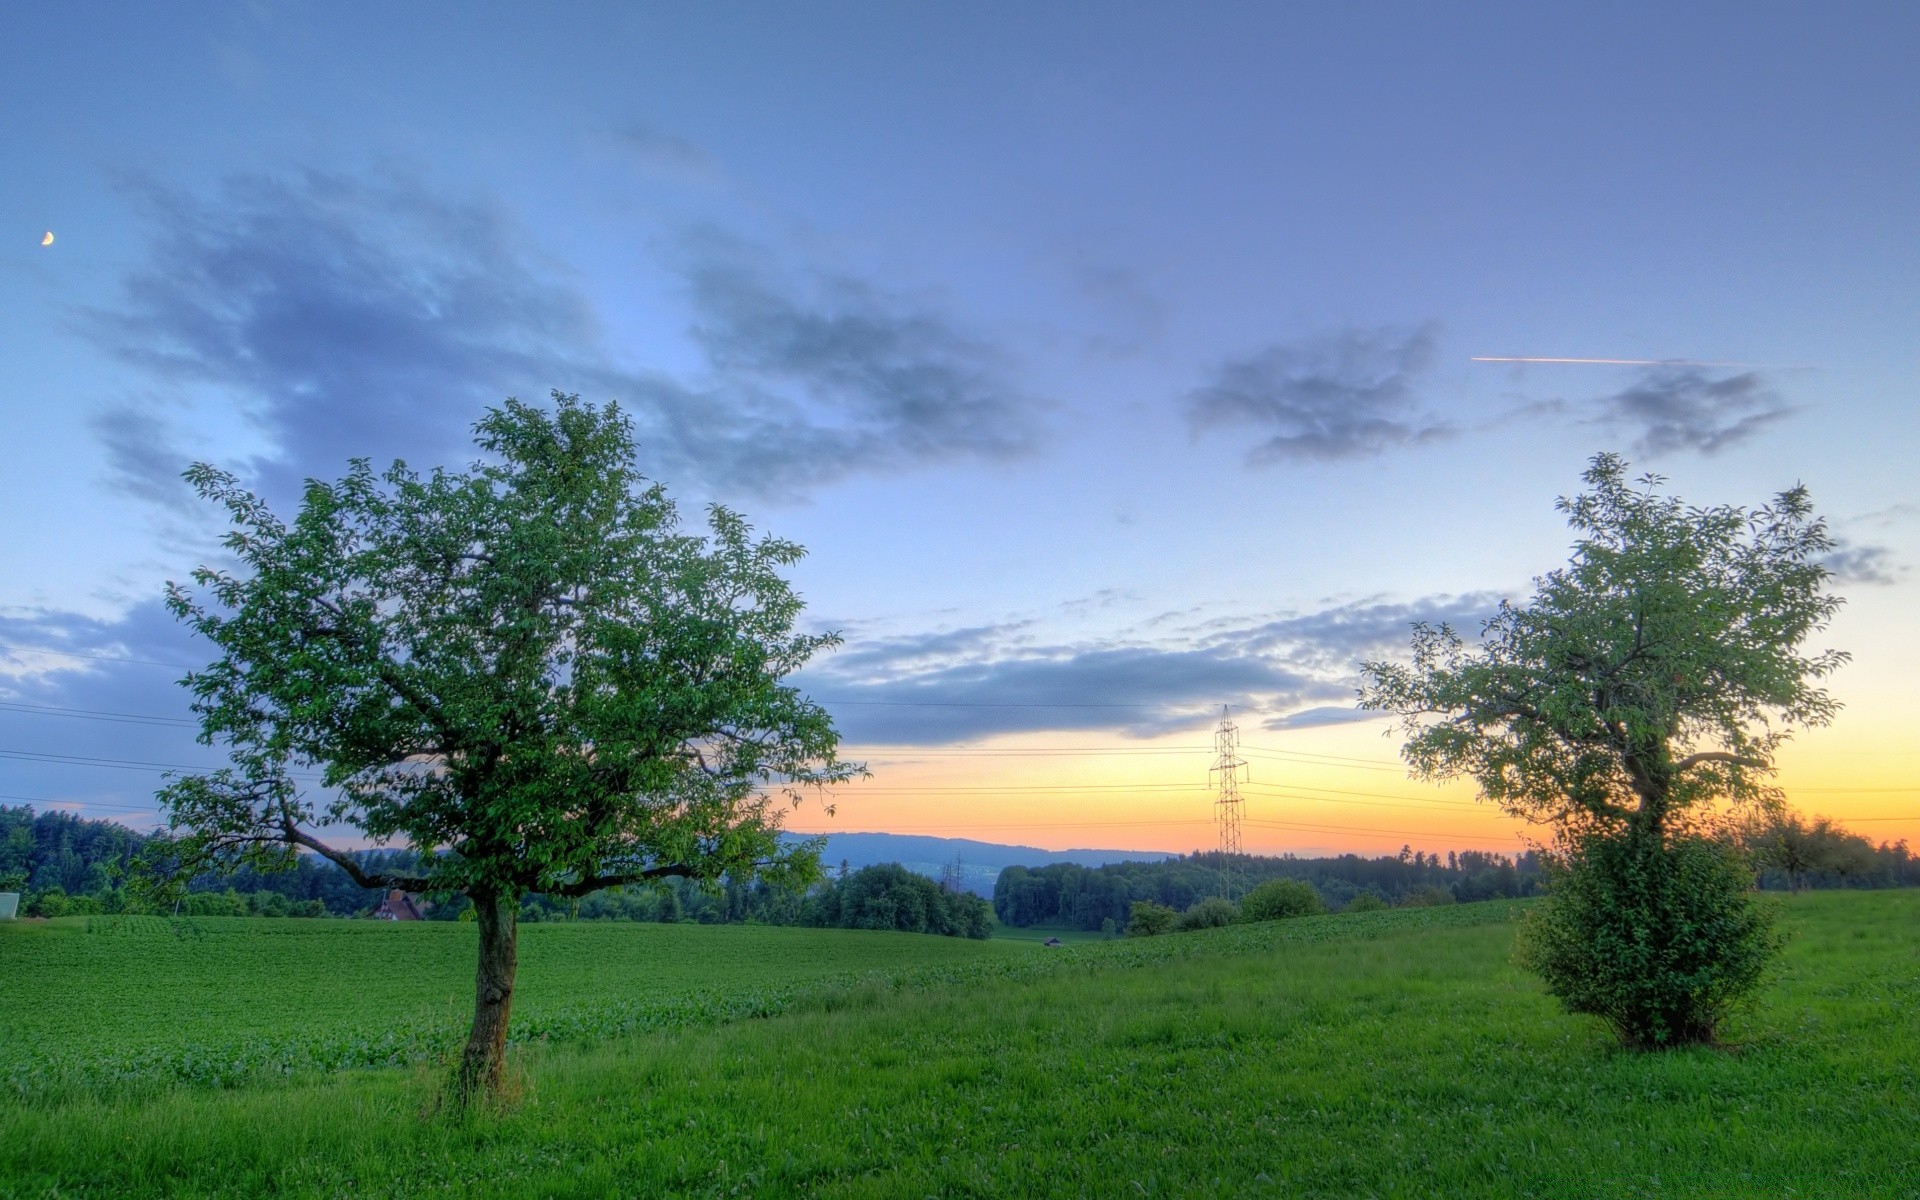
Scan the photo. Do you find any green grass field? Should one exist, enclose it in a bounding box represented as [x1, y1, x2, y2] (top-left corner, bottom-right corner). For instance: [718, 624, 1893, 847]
[1, 916, 1026, 1091]
[4, 892, 1917, 1197]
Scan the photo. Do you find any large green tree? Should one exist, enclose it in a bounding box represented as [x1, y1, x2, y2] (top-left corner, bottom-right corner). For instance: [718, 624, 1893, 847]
[1358, 453, 1846, 1044]
[1358, 453, 1845, 843]
[160, 394, 857, 1100]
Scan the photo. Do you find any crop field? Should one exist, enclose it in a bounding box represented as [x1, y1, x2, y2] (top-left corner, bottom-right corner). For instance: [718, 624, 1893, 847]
[4, 891, 1917, 1198]
[0, 917, 1027, 1091]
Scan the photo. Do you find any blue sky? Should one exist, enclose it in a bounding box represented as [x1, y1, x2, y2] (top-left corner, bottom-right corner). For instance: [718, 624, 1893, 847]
[3, 2, 1915, 852]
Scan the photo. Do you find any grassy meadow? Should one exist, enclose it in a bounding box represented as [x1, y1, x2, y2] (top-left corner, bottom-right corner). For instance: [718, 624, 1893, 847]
[4, 892, 1917, 1197]
[0, 917, 1026, 1092]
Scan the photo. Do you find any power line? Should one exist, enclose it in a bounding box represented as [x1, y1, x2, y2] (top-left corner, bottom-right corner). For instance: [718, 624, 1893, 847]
[0, 701, 197, 727]
[0, 747, 326, 780]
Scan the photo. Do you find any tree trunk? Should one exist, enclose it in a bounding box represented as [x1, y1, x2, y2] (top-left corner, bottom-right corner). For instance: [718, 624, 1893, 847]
[455, 891, 518, 1103]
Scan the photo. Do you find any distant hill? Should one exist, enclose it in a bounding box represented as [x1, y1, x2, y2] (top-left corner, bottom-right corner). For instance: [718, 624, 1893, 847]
[783, 831, 1177, 897]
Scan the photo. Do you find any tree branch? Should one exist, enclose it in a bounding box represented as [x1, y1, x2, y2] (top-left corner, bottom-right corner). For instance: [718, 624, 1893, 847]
[550, 863, 698, 898]
[1672, 750, 1769, 774]
[277, 815, 433, 892]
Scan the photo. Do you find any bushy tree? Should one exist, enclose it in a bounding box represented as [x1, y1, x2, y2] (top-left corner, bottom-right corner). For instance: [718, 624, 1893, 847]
[1398, 884, 1456, 908]
[1239, 877, 1325, 921]
[1344, 891, 1390, 913]
[1175, 895, 1239, 930]
[1515, 831, 1781, 1046]
[1360, 454, 1844, 1046]
[158, 395, 856, 1101]
[1127, 900, 1177, 937]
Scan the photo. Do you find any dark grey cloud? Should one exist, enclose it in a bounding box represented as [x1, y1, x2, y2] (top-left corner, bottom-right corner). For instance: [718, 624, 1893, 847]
[1187, 323, 1447, 464]
[1212, 592, 1503, 672]
[1596, 368, 1792, 456]
[92, 171, 1040, 506]
[88, 405, 198, 512]
[795, 592, 1498, 745]
[800, 643, 1341, 744]
[1822, 539, 1899, 586]
[683, 244, 1043, 466]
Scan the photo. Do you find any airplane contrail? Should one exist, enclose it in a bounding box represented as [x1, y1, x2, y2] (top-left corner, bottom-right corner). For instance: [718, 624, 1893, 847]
[1470, 356, 1750, 367]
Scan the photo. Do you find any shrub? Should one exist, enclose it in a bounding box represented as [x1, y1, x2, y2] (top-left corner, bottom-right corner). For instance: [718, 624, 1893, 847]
[1515, 831, 1781, 1048]
[1344, 891, 1390, 913]
[1398, 884, 1456, 908]
[1175, 896, 1239, 931]
[1239, 878, 1325, 921]
[1126, 900, 1177, 937]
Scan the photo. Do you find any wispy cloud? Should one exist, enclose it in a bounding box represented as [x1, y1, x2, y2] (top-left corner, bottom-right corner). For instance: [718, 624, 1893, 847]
[682, 239, 1045, 469]
[90, 171, 1043, 506]
[1187, 323, 1447, 464]
[1594, 367, 1793, 456]
[612, 120, 720, 184]
[1822, 539, 1899, 587]
[797, 592, 1501, 744]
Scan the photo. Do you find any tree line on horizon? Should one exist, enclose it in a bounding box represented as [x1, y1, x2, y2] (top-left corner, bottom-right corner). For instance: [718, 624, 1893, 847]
[0, 805, 996, 935]
[7, 803, 1912, 925]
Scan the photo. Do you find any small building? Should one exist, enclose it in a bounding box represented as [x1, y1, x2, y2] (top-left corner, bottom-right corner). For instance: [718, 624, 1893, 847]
[372, 890, 426, 921]
[1042, 936, 1063, 948]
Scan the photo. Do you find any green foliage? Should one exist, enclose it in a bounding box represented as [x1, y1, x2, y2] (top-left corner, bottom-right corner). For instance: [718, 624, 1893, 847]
[1239, 877, 1326, 921]
[156, 395, 857, 1095]
[1739, 809, 1889, 891]
[1126, 900, 1177, 936]
[1360, 453, 1846, 839]
[162, 395, 855, 902]
[1399, 884, 1457, 908]
[1174, 895, 1239, 931]
[3, 894, 1913, 1196]
[806, 864, 993, 938]
[1344, 891, 1390, 913]
[994, 847, 1545, 928]
[1516, 832, 1782, 1047]
[1360, 454, 1844, 1045]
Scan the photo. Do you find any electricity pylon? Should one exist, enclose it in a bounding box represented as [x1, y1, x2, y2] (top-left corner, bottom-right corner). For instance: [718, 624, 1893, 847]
[1209, 705, 1247, 894]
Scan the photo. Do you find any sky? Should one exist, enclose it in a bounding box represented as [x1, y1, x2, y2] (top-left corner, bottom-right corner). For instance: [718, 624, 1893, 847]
[2, 1, 1916, 859]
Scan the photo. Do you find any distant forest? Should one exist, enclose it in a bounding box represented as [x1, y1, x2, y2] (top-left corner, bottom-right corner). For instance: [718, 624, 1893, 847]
[994, 848, 1547, 930]
[0, 805, 991, 935]
[995, 829, 1920, 931]
[5, 804, 1914, 930]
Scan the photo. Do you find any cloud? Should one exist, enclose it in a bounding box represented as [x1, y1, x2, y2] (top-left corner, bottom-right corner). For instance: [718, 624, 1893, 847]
[1822, 539, 1899, 586]
[797, 592, 1499, 745]
[682, 242, 1044, 468]
[613, 121, 719, 184]
[1262, 705, 1391, 731]
[1210, 592, 1503, 672]
[88, 405, 199, 512]
[1594, 368, 1792, 456]
[1187, 323, 1447, 464]
[0, 601, 231, 828]
[91, 171, 1040, 506]
[802, 643, 1342, 744]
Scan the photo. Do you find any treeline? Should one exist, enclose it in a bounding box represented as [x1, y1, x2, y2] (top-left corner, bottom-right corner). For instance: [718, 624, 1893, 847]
[518, 863, 991, 938]
[995, 846, 1548, 931]
[1742, 813, 1920, 891]
[0, 806, 990, 936]
[997, 817, 1920, 932]
[10, 804, 1914, 929]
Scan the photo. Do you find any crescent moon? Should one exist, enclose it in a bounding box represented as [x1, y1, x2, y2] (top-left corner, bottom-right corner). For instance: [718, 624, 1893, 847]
[41, 231, 54, 246]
